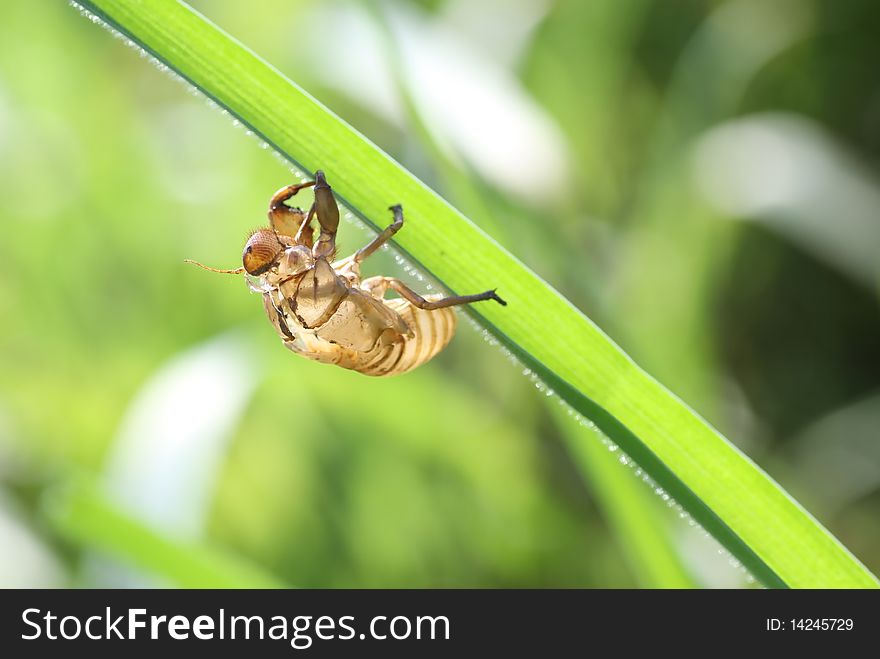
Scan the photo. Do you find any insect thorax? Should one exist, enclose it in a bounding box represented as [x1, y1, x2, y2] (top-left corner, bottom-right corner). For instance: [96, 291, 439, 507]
[261, 260, 410, 362]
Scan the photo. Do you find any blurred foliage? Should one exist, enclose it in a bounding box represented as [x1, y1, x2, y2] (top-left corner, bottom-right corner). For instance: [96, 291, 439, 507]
[0, 0, 878, 587]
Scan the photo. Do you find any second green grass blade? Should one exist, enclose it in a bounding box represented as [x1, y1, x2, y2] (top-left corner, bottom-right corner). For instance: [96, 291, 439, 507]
[46, 479, 284, 588]
[74, 0, 878, 588]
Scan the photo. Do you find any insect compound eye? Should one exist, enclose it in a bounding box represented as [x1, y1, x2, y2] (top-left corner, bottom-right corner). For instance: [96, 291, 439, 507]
[242, 229, 282, 275]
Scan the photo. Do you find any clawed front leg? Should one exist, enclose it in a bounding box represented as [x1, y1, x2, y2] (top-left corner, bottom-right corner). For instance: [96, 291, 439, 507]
[311, 170, 340, 260]
[268, 180, 316, 246]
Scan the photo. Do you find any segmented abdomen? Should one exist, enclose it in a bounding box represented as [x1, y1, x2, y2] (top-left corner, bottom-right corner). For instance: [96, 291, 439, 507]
[264, 293, 457, 376]
[353, 298, 457, 376]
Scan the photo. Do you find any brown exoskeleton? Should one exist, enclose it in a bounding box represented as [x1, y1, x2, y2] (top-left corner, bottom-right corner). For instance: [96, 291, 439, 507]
[187, 171, 505, 376]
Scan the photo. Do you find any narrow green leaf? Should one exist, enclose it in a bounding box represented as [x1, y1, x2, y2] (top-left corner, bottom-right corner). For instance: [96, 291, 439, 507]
[74, 0, 878, 588]
[554, 410, 697, 588]
[46, 478, 284, 588]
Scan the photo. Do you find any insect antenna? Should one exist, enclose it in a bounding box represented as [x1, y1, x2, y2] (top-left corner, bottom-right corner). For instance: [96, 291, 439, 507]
[184, 259, 245, 275]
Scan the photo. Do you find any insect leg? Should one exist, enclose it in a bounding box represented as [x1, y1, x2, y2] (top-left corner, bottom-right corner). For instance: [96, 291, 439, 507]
[269, 180, 316, 208]
[374, 277, 507, 309]
[354, 204, 405, 264]
[268, 180, 317, 245]
[361, 275, 390, 299]
[312, 170, 340, 260]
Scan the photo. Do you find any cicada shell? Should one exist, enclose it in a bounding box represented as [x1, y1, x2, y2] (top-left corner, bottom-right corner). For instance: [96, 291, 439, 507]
[188, 171, 505, 376]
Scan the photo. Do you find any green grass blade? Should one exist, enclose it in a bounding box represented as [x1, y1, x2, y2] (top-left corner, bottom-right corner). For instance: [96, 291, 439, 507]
[554, 410, 697, 588]
[45, 478, 285, 588]
[74, 0, 879, 588]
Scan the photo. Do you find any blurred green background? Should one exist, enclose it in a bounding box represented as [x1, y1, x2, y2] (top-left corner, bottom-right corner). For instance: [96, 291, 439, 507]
[1, 0, 878, 588]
